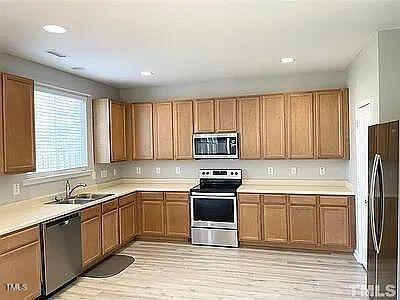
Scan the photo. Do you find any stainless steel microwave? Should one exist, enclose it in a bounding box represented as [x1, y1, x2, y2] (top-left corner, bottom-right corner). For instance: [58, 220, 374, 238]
[193, 133, 239, 159]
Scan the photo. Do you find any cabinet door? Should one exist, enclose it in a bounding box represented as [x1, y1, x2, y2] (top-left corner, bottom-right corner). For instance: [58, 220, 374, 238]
[315, 89, 348, 159]
[238, 97, 261, 159]
[287, 92, 314, 159]
[110, 101, 127, 162]
[131, 103, 153, 159]
[102, 209, 119, 255]
[81, 216, 102, 268]
[153, 102, 174, 160]
[2, 74, 35, 174]
[194, 99, 214, 133]
[239, 194, 261, 241]
[0, 241, 41, 300]
[165, 201, 189, 238]
[289, 204, 318, 246]
[263, 195, 288, 243]
[173, 100, 193, 159]
[319, 196, 350, 249]
[141, 200, 165, 236]
[261, 94, 287, 159]
[119, 203, 135, 244]
[215, 98, 237, 132]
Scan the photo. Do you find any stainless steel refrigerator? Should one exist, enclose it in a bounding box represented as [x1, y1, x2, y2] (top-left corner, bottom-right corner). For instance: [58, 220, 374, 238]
[368, 120, 399, 298]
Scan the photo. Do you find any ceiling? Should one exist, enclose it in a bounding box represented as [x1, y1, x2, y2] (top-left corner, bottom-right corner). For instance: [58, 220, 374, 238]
[0, 1, 400, 88]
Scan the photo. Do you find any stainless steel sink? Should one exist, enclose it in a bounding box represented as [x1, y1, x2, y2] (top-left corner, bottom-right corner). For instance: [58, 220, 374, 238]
[46, 193, 114, 205]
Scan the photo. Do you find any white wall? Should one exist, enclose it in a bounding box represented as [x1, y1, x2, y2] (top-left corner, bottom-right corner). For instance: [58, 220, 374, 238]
[378, 29, 400, 123]
[0, 53, 121, 205]
[345, 33, 380, 185]
[119, 71, 349, 180]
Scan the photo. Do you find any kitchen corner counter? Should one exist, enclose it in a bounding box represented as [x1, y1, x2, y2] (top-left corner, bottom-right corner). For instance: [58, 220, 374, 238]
[238, 180, 354, 196]
[0, 179, 196, 237]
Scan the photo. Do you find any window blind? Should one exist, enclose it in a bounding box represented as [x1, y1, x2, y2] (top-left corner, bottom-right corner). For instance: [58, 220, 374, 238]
[34, 86, 88, 174]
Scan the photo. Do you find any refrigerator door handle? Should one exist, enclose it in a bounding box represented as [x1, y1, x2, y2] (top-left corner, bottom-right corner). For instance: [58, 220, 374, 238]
[376, 155, 385, 254]
[369, 153, 380, 253]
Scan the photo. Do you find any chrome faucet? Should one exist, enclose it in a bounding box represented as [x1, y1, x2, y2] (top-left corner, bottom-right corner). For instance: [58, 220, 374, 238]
[65, 180, 87, 199]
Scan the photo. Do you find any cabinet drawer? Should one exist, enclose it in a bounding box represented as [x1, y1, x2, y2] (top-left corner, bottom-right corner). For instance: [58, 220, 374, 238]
[102, 199, 119, 213]
[119, 193, 136, 207]
[239, 193, 260, 204]
[263, 194, 286, 204]
[81, 205, 101, 222]
[320, 196, 349, 207]
[141, 192, 164, 200]
[289, 195, 317, 206]
[0, 226, 39, 255]
[165, 192, 188, 202]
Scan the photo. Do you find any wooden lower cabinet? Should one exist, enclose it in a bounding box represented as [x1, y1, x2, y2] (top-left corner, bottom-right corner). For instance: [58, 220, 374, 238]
[102, 209, 120, 255]
[239, 193, 354, 252]
[81, 215, 102, 268]
[139, 192, 189, 240]
[119, 202, 136, 244]
[0, 227, 41, 300]
[263, 195, 288, 244]
[239, 194, 261, 241]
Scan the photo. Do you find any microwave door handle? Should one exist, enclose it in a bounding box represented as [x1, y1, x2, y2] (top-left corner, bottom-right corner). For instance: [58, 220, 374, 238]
[226, 138, 230, 154]
[377, 156, 385, 254]
[369, 154, 380, 253]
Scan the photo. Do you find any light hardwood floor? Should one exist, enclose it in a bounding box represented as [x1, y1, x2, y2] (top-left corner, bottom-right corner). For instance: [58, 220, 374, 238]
[54, 241, 367, 299]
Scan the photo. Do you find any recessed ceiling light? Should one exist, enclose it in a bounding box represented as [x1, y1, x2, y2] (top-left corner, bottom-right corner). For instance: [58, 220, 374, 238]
[43, 24, 67, 34]
[280, 57, 296, 64]
[140, 71, 154, 76]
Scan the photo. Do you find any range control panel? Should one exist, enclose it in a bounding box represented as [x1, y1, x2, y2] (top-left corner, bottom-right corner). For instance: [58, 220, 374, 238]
[199, 169, 242, 179]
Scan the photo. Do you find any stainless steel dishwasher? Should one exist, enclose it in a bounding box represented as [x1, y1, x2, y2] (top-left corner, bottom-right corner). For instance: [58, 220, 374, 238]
[41, 212, 82, 296]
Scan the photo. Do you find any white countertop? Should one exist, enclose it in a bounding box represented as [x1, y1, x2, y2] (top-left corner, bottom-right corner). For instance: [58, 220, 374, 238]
[0, 178, 354, 237]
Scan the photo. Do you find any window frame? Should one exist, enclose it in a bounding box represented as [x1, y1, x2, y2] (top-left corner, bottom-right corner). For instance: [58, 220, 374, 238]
[24, 84, 93, 186]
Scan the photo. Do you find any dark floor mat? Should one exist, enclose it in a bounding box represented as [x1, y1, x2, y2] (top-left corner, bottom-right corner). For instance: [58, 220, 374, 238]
[83, 255, 135, 278]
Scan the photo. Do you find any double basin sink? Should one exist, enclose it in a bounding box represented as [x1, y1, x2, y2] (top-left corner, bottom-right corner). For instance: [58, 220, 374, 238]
[47, 193, 114, 205]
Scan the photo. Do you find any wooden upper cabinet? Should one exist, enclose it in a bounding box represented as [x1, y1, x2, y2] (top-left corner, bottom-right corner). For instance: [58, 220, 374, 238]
[261, 94, 287, 159]
[194, 99, 215, 133]
[153, 102, 174, 160]
[287, 92, 314, 159]
[93, 98, 127, 163]
[238, 97, 261, 159]
[131, 103, 153, 160]
[110, 101, 127, 162]
[215, 98, 237, 132]
[1, 73, 35, 174]
[314, 89, 349, 159]
[173, 100, 193, 160]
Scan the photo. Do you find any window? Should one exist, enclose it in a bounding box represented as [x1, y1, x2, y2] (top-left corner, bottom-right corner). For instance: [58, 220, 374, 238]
[34, 86, 88, 174]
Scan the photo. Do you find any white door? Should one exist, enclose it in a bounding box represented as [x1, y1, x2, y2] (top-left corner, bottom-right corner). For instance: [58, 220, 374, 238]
[355, 102, 373, 269]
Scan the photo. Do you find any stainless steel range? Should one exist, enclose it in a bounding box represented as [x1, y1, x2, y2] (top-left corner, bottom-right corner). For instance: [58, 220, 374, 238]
[190, 168, 242, 247]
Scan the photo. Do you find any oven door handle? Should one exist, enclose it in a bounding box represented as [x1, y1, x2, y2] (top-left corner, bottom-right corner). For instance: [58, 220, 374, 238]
[191, 196, 236, 200]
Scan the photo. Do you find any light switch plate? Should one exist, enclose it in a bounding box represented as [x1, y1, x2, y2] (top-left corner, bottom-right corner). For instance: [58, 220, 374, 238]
[13, 183, 21, 196]
[176, 167, 181, 175]
[156, 167, 161, 175]
[267, 167, 274, 175]
[320, 167, 326, 176]
[136, 167, 141, 175]
[92, 171, 97, 180]
[290, 167, 297, 176]
[113, 168, 117, 176]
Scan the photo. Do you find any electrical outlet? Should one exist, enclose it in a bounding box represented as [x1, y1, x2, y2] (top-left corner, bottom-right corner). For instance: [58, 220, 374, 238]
[156, 167, 161, 175]
[13, 183, 21, 196]
[320, 167, 326, 176]
[92, 171, 97, 180]
[290, 167, 297, 176]
[176, 167, 181, 175]
[100, 169, 108, 178]
[136, 167, 141, 175]
[113, 168, 117, 176]
[267, 167, 274, 175]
